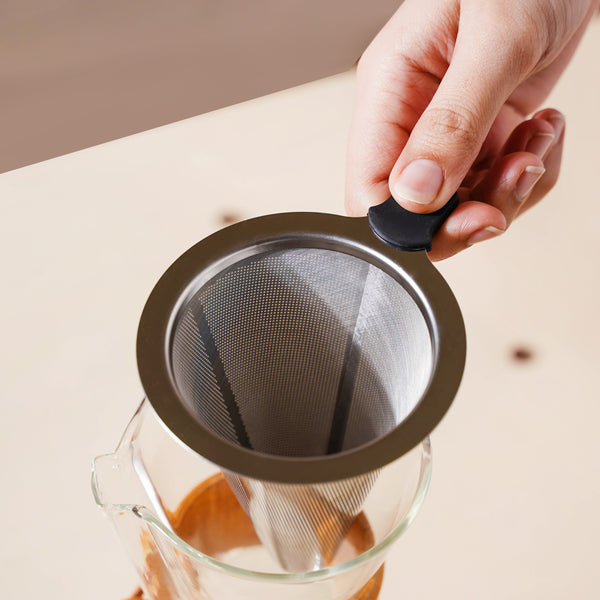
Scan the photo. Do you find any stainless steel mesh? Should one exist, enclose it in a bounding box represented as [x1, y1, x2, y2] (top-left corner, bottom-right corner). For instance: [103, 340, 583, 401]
[224, 470, 379, 571]
[170, 247, 433, 571]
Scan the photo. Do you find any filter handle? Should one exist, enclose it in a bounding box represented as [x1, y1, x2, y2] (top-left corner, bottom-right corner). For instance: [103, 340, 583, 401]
[367, 192, 459, 252]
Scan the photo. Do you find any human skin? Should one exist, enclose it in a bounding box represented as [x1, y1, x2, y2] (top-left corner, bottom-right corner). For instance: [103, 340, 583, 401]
[346, 0, 599, 260]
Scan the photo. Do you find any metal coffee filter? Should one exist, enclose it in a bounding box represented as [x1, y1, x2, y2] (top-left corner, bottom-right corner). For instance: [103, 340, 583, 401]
[137, 202, 466, 572]
[170, 248, 431, 570]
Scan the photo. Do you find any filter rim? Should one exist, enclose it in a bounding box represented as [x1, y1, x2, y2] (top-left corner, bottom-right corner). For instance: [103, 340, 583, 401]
[136, 212, 466, 483]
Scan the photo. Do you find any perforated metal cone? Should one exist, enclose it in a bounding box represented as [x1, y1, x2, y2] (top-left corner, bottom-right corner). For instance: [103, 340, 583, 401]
[137, 213, 466, 572]
[224, 471, 379, 571]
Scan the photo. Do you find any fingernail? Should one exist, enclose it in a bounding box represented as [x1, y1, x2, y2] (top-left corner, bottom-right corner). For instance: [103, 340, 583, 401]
[392, 159, 444, 206]
[526, 132, 554, 159]
[548, 113, 565, 140]
[467, 226, 504, 245]
[516, 165, 546, 201]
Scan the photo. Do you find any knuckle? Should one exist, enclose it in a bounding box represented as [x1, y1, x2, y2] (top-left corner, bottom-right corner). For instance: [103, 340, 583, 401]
[505, 39, 539, 74]
[536, 1, 570, 50]
[422, 104, 481, 151]
[500, 3, 558, 68]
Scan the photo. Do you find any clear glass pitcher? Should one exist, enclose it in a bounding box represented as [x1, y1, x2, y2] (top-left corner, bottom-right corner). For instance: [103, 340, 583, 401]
[92, 400, 431, 600]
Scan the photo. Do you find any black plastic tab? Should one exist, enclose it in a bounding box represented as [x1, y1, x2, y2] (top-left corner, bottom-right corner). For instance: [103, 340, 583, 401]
[368, 192, 459, 252]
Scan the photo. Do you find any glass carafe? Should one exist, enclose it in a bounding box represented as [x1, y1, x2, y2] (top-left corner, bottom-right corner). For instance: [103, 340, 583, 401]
[92, 400, 431, 600]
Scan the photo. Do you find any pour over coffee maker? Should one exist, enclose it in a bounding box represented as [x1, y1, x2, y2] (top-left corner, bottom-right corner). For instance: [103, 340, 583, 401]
[92, 205, 466, 600]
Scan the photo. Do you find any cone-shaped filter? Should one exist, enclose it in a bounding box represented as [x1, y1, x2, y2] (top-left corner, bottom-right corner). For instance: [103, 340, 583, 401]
[223, 471, 379, 571]
[169, 248, 433, 571]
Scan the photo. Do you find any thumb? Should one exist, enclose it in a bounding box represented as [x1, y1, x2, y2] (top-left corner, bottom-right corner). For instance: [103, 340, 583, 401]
[389, 26, 533, 214]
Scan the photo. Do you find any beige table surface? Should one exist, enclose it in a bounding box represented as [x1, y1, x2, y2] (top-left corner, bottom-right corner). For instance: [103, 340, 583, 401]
[1, 19, 599, 600]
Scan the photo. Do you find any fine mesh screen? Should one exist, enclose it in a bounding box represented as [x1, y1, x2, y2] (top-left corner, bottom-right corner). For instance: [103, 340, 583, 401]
[170, 247, 433, 570]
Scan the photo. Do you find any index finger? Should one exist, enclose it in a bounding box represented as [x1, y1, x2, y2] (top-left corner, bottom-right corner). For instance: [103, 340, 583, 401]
[344, 0, 446, 216]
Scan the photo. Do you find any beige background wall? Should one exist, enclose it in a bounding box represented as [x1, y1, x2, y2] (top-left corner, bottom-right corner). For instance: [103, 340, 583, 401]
[0, 0, 400, 173]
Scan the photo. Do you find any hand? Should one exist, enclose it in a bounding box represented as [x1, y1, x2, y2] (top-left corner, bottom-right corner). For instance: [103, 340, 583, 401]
[346, 0, 598, 260]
